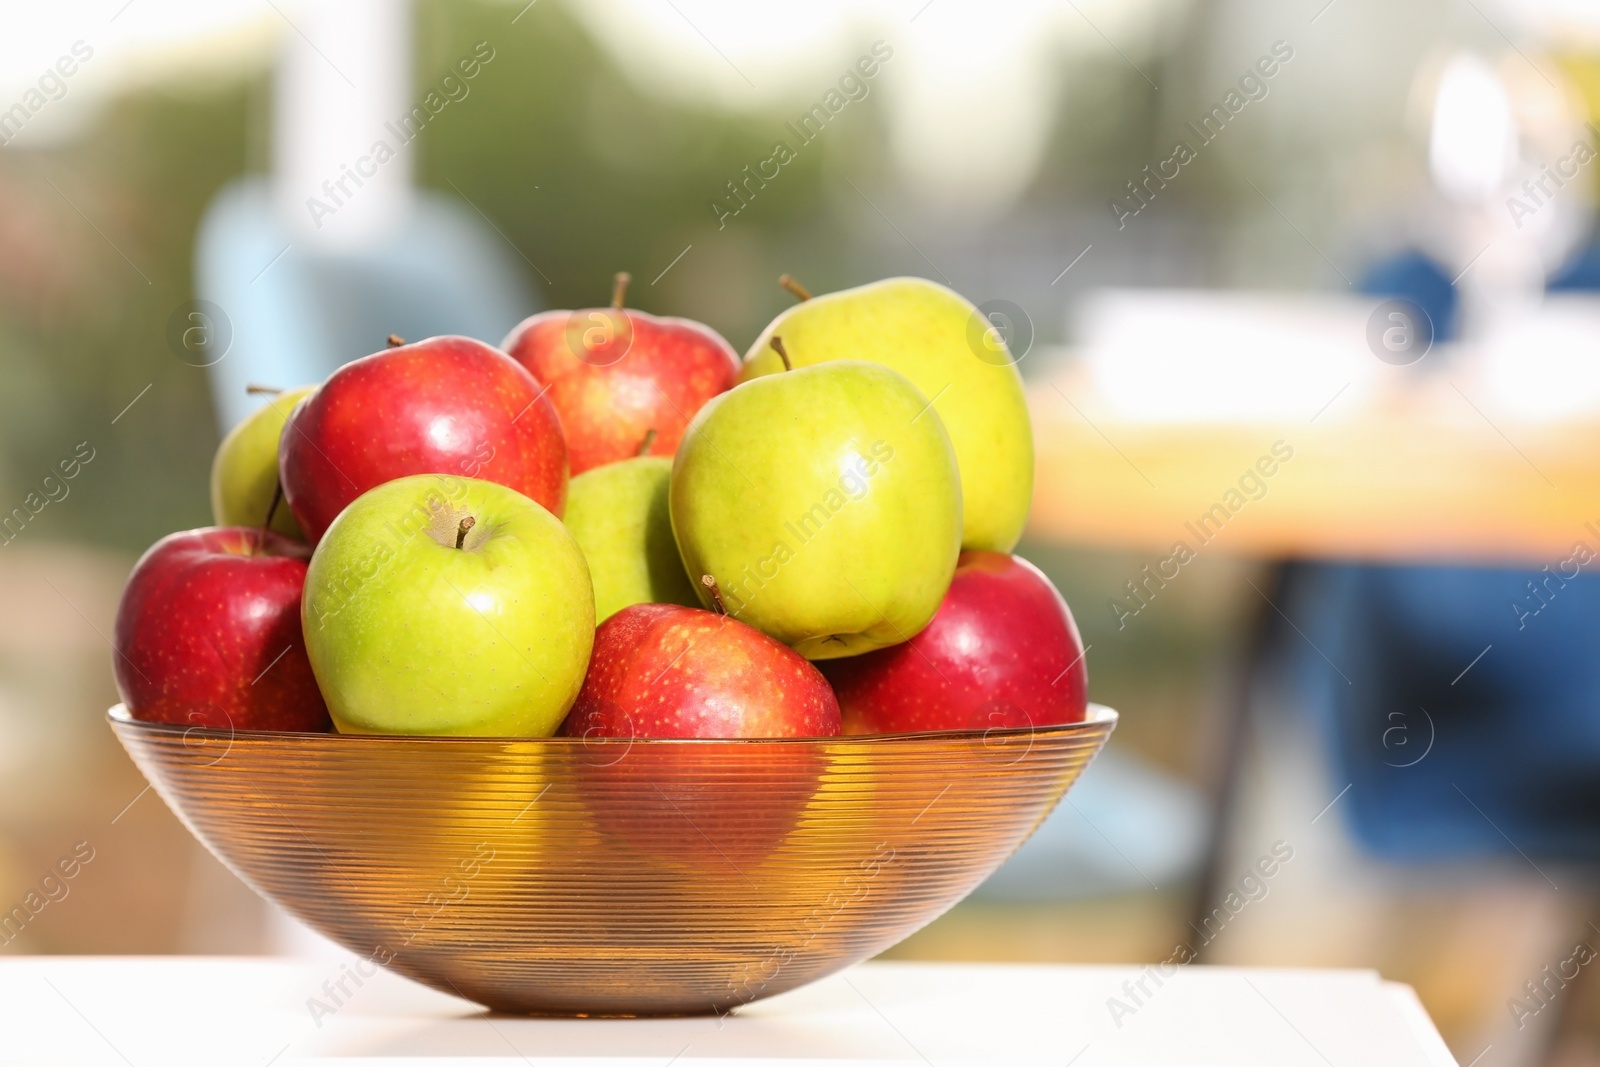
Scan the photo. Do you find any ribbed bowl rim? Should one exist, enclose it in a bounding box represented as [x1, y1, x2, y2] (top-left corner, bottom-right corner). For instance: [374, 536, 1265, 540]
[107, 702, 1117, 746]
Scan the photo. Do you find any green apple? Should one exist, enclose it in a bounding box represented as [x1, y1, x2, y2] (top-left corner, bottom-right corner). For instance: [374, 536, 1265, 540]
[210, 386, 316, 539]
[564, 455, 698, 623]
[743, 277, 1033, 553]
[670, 360, 961, 659]
[302, 474, 594, 736]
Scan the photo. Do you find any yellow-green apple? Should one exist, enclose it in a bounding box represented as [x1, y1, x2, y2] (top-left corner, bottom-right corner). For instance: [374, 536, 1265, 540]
[824, 551, 1088, 734]
[560, 598, 838, 869]
[670, 357, 961, 659]
[210, 386, 316, 539]
[502, 273, 740, 475]
[742, 277, 1032, 553]
[302, 474, 593, 736]
[112, 527, 330, 731]
[280, 336, 567, 546]
[562, 451, 698, 623]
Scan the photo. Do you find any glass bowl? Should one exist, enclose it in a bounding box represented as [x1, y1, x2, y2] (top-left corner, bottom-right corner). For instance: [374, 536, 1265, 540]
[109, 703, 1116, 1016]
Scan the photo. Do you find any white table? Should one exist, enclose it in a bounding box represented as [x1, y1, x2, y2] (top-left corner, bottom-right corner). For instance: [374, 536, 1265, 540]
[2, 957, 1455, 1065]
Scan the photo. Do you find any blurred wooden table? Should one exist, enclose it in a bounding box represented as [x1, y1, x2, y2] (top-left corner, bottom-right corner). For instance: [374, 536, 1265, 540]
[1027, 362, 1600, 977]
[1028, 366, 1600, 565]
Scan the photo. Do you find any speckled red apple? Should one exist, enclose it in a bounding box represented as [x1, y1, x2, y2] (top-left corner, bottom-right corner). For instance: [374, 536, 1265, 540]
[502, 274, 740, 475]
[561, 599, 839, 870]
[561, 600, 840, 739]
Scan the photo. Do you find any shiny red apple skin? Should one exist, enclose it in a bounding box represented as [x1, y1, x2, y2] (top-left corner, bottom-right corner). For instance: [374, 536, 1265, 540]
[112, 527, 331, 732]
[823, 551, 1088, 735]
[279, 335, 567, 544]
[561, 603, 841, 738]
[502, 306, 739, 475]
[562, 602, 838, 871]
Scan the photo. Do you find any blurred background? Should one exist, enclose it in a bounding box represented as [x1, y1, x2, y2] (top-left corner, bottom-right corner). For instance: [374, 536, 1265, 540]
[5, 0, 1600, 1062]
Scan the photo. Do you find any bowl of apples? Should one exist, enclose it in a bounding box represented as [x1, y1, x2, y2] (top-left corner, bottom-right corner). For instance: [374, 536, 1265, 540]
[109, 275, 1115, 1016]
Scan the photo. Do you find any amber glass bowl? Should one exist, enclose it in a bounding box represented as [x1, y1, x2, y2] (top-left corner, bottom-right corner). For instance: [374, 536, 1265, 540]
[110, 704, 1115, 1016]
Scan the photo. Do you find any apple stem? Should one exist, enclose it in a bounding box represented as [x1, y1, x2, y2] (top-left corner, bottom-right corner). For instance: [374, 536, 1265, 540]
[778, 274, 811, 302]
[455, 516, 476, 550]
[769, 336, 792, 372]
[245, 383, 283, 396]
[387, 334, 406, 348]
[262, 480, 284, 539]
[611, 271, 631, 309]
[700, 574, 729, 616]
[637, 428, 658, 456]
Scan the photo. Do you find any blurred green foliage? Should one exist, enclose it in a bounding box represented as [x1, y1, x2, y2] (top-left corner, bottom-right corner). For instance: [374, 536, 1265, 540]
[0, 86, 251, 558]
[0, 0, 1161, 559]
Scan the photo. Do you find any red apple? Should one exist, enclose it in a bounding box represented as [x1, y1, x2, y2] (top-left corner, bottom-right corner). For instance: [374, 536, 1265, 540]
[501, 273, 740, 475]
[561, 600, 838, 871]
[279, 335, 567, 544]
[113, 527, 330, 732]
[561, 600, 840, 738]
[822, 551, 1088, 734]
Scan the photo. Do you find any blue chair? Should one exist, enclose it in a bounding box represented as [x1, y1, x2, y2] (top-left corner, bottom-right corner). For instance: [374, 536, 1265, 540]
[1282, 247, 1600, 863]
[1280, 558, 1600, 863]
